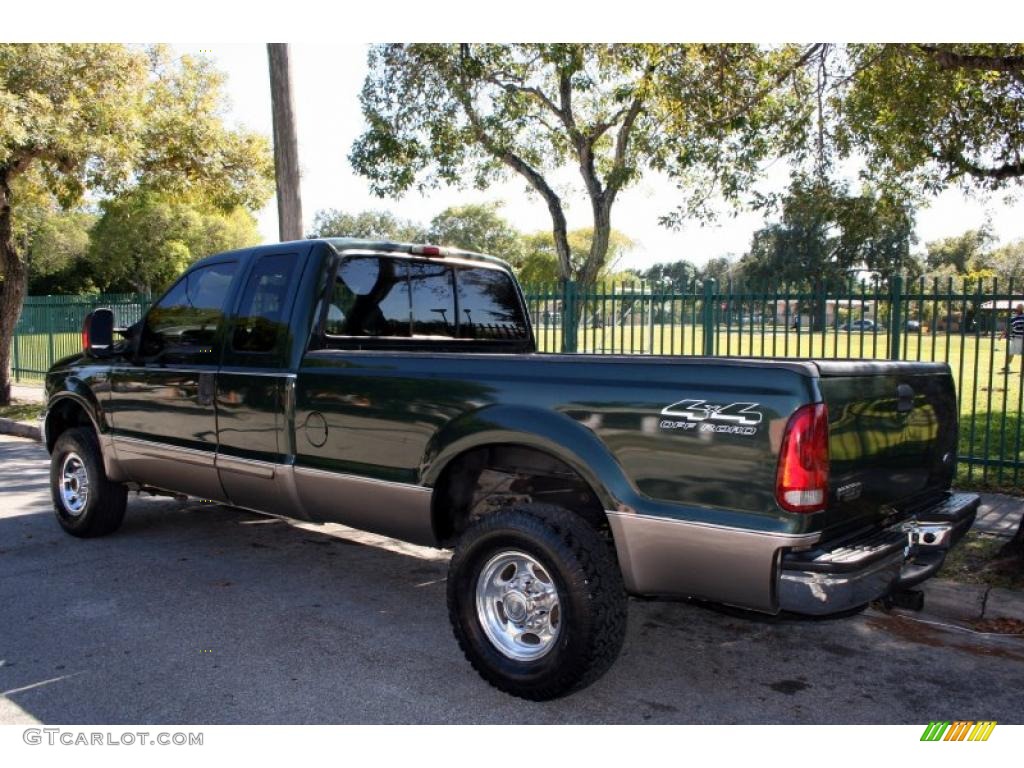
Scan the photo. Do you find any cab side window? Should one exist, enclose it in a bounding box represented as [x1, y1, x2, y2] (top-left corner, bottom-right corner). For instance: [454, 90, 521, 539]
[232, 254, 297, 354]
[139, 261, 238, 363]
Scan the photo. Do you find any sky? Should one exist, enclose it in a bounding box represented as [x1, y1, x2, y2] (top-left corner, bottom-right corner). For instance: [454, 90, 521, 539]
[179, 42, 1023, 272]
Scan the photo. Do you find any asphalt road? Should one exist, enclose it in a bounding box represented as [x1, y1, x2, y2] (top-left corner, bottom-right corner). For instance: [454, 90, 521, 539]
[1, 433, 1022, 724]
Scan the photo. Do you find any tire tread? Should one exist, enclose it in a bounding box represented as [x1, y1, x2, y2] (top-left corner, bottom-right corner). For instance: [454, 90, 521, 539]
[447, 503, 627, 700]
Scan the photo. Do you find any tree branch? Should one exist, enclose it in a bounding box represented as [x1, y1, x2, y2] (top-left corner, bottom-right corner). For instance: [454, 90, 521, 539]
[914, 44, 1024, 74]
[705, 43, 825, 129]
[483, 75, 563, 119]
[454, 59, 572, 277]
[936, 148, 1024, 181]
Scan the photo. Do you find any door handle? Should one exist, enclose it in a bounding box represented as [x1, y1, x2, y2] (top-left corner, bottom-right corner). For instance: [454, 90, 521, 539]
[198, 372, 215, 406]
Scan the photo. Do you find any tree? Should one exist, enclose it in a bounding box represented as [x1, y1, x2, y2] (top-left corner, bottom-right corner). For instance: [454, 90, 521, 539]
[351, 44, 815, 295]
[698, 256, 739, 284]
[0, 44, 273, 403]
[924, 228, 994, 274]
[642, 260, 699, 287]
[737, 176, 918, 288]
[518, 228, 635, 286]
[8, 172, 96, 294]
[87, 190, 261, 294]
[832, 44, 1024, 193]
[427, 202, 523, 262]
[307, 208, 427, 242]
[981, 239, 1024, 286]
[24, 209, 96, 295]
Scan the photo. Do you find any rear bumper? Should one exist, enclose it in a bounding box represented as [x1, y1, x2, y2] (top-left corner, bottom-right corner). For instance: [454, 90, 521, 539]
[776, 492, 979, 615]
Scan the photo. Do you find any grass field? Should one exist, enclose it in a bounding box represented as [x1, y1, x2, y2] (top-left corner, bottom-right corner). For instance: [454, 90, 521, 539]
[0, 401, 44, 422]
[11, 324, 1023, 489]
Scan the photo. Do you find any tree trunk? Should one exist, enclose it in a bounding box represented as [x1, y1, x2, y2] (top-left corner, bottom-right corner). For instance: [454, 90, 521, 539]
[267, 43, 304, 242]
[0, 172, 27, 406]
[581, 197, 612, 290]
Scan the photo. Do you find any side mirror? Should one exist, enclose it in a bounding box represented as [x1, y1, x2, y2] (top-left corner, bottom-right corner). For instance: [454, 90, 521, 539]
[82, 308, 115, 356]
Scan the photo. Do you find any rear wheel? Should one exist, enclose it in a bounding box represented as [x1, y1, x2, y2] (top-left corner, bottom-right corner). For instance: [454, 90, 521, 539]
[447, 503, 627, 700]
[50, 427, 127, 538]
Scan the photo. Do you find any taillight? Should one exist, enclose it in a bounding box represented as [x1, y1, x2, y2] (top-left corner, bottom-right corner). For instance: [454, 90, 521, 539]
[81, 313, 91, 352]
[775, 403, 829, 513]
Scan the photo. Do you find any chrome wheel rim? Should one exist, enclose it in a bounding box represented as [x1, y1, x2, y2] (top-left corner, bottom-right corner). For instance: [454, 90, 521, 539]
[60, 452, 89, 516]
[475, 550, 561, 662]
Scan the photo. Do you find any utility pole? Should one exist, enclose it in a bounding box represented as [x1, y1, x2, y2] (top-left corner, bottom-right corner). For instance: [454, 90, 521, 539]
[267, 43, 303, 241]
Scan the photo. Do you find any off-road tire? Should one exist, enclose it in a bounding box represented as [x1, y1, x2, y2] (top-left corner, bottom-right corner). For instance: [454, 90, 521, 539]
[447, 503, 627, 700]
[50, 427, 127, 538]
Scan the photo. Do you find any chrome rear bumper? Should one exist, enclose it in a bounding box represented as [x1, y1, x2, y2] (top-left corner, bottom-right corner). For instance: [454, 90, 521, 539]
[777, 492, 979, 615]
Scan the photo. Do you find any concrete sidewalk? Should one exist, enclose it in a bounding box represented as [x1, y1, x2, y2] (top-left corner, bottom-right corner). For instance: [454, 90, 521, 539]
[10, 383, 45, 404]
[976, 493, 1024, 538]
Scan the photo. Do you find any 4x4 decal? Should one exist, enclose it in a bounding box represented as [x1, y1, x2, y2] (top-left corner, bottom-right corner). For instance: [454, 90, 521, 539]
[659, 399, 763, 435]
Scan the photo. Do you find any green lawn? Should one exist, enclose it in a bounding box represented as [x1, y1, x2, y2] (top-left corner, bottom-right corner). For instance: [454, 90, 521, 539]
[0, 401, 44, 422]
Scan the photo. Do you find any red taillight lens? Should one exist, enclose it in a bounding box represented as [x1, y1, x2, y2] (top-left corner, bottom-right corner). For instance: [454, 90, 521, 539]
[81, 313, 91, 351]
[775, 403, 829, 513]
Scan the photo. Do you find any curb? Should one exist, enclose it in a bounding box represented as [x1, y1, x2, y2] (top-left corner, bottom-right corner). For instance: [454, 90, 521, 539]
[914, 578, 1024, 623]
[0, 417, 41, 441]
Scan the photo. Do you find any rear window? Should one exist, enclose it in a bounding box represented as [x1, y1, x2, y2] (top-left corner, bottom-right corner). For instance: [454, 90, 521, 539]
[409, 260, 457, 337]
[321, 255, 527, 344]
[325, 256, 411, 337]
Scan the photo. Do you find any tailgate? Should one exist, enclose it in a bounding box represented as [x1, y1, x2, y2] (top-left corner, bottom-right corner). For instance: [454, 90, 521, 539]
[814, 361, 959, 540]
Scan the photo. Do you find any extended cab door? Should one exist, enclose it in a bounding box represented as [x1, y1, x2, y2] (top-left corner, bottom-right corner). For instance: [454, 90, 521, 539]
[293, 252, 533, 544]
[107, 257, 240, 501]
[215, 248, 306, 514]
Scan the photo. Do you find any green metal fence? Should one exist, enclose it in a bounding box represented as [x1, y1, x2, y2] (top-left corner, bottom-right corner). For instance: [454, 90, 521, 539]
[8, 277, 1024, 487]
[523, 277, 1024, 488]
[11, 293, 150, 381]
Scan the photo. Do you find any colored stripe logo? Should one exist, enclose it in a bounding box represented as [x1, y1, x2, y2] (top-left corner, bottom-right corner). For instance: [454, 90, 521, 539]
[921, 721, 997, 741]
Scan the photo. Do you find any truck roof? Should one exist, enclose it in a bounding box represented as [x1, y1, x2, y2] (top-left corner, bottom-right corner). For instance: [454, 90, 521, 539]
[190, 238, 514, 272]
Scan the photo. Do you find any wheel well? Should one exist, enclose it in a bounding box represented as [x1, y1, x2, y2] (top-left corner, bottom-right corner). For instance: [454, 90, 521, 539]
[46, 398, 95, 452]
[431, 444, 609, 546]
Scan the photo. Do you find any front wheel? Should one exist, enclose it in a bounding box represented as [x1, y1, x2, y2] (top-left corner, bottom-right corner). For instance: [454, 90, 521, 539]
[447, 504, 627, 700]
[50, 427, 127, 538]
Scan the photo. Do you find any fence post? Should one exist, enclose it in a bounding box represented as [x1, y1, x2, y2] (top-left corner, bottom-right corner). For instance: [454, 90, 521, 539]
[12, 321, 20, 382]
[561, 279, 578, 353]
[889, 275, 903, 361]
[648, 288, 656, 354]
[703, 279, 716, 356]
[47, 317, 56, 372]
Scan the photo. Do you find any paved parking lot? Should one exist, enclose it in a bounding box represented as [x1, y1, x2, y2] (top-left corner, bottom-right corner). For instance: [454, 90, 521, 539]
[1, 433, 1022, 724]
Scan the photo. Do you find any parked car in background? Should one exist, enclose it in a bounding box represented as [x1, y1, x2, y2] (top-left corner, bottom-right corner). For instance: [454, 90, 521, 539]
[843, 319, 883, 332]
[905, 319, 921, 332]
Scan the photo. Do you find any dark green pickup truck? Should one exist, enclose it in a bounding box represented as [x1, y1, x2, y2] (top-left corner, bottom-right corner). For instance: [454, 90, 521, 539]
[43, 238, 978, 700]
